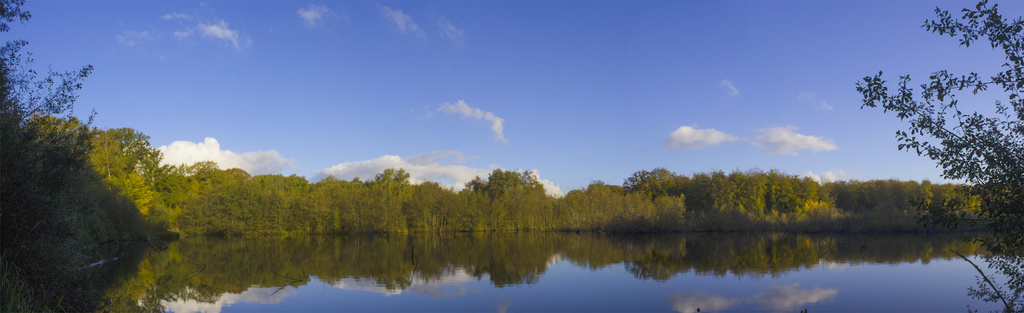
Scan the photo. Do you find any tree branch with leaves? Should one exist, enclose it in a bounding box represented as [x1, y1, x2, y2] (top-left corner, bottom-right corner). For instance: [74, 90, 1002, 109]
[858, 1, 1023, 311]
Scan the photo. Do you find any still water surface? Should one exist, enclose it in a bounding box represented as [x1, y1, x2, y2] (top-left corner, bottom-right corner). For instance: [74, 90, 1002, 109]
[99, 233, 1000, 312]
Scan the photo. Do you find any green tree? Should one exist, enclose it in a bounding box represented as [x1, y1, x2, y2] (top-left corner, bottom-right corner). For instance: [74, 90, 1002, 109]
[1, 1, 145, 310]
[623, 167, 682, 200]
[857, 1, 1023, 310]
[857, 0, 1022, 253]
[371, 168, 411, 232]
[738, 170, 770, 214]
[90, 128, 160, 180]
[89, 128, 166, 222]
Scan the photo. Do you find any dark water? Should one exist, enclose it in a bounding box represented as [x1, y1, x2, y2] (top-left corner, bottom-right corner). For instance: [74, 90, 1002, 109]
[97, 233, 1002, 312]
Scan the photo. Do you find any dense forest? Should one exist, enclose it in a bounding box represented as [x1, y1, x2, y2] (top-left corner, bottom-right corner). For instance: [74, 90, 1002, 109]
[78, 125, 979, 237]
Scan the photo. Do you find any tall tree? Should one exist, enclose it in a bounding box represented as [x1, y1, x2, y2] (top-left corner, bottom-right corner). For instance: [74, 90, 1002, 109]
[623, 168, 682, 200]
[857, 1, 1023, 310]
[90, 128, 162, 180]
[0, 1, 145, 310]
[371, 168, 411, 232]
[89, 128, 164, 217]
[857, 0, 1022, 254]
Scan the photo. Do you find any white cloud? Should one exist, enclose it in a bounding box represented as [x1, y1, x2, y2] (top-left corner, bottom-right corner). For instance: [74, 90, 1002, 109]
[316, 151, 563, 196]
[158, 137, 295, 175]
[665, 125, 739, 150]
[173, 30, 194, 39]
[414, 105, 434, 120]
[720, 79, 739, 97]
[116, 30, 154, 47]
[529, 170, 563, 198]
[438, 100, 508, 145]
[298, 4, 334, 27]
[381, 6, 426, 39]
[438, 19, 464, 47]
[668, 292, 743, 313]
[751, 126, 837, 156]
[317, 151, 487, 188]
[162, 12, 192, 21]
[198, 20, 249, 50]
[802, 170, 849, 183]
[752, 284, 838, 312]
[797, 92, 833, 111]
[820, 101, 833, 110]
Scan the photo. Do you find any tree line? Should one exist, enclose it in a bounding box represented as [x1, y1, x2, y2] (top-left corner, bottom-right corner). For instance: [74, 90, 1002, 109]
[80, 125, 977, 236]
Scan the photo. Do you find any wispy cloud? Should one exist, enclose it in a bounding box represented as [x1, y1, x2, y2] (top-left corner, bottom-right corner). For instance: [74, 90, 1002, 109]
[665, 125, 739, 149]
[381, 6, 426, 39]
[298, 4, 334, 27]
[116, 30, 154, 47]
[121, 9, 249, 54]
[161, 12, 192, 21]
[316, 151, 563, 196]
[438, 100, 508, 145]
[413, 105, 434, 120]
[173, 30, 193, 40]
[158, 137, 295, 175]
[720, 79, 739, 97]
[198, 20, 250, 50]
[798, 92, 833, 110]
[438, 18, 464, 47]
[751, 126, 837, 156]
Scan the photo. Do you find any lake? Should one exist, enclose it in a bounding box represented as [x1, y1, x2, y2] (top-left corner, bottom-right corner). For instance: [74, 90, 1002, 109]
[97, 232, 1003, 312]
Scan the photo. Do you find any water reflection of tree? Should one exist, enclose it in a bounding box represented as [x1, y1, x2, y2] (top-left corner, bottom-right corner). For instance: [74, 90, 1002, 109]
[98, 233, 984, 311]
[959, 252, 1024, 313]
[624, 233, 982, 281]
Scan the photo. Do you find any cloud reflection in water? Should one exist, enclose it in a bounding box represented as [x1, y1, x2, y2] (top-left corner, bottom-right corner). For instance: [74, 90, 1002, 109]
[330, 268, 483, 298]
[752, 284, 839, 312]
[161, 286, 296, 313]
[161, 268, 483, 313]
[668, 284, 838, 313]
[668, 292, 743, 313]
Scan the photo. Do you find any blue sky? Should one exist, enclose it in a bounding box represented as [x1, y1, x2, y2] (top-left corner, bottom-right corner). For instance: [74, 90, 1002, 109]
[13, 0, 1018, 194]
